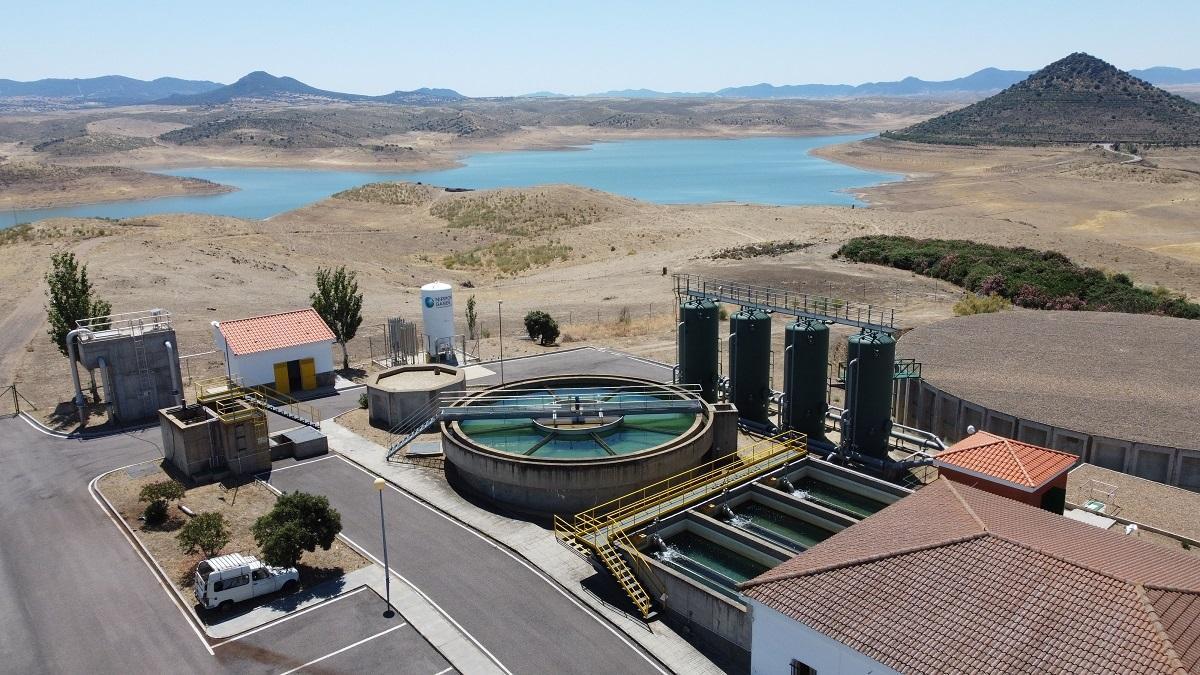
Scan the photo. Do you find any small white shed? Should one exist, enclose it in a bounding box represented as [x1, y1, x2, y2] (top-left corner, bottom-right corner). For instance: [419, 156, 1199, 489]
[212, 308, 336, 394]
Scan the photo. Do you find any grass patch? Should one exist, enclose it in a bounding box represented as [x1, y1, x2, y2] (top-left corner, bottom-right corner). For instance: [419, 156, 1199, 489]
[431, 191, 608, 236]
[836, 235, 1200, 318]
[953, 292, 1012, 316]
[712, 240, 813, 260]
[444, 240, 571, 274]
[0, 220, 112, 246]
[332, 182, 436, 205]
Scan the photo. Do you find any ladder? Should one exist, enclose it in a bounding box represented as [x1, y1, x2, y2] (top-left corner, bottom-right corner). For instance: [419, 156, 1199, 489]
[596, 543, 654, 619]
[131, 329, 154, 417]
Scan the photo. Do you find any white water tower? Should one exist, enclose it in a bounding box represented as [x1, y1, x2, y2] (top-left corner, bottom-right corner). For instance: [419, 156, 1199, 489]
[420, 281, 455, 359]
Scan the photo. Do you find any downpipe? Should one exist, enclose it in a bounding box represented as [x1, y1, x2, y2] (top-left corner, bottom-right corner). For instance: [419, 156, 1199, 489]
[164, 340, 183, 407]
[66, 327, 93, 425]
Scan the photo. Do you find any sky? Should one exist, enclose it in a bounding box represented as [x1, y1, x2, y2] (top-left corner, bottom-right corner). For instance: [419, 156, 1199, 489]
[3, 0, 1198, 97]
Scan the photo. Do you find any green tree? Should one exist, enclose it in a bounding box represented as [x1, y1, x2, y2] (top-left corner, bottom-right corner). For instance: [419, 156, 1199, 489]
[138, 480, 186, 527]
[252, 491, 342, 568]
[523, 310, 559, 346]
[311, 266, 363, 370]
[465, 295, 478, 340]
[177, 512, 231, 558]
[45, 252, 112, 356]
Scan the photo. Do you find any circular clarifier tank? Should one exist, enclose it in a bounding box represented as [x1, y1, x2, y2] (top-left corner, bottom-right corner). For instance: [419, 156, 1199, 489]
[441, 375, 715, 515]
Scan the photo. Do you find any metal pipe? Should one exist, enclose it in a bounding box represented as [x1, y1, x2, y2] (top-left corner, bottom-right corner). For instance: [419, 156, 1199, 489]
[97, 356, 116, 422]
[164, 341, 183, 407]
[66, 327, 93, 424]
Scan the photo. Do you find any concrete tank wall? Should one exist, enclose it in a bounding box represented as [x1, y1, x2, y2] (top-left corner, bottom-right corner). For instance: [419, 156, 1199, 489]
[367, 364, 465, 430]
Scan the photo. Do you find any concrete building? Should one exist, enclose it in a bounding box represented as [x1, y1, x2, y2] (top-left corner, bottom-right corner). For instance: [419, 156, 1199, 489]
[933, 430, 1078, 513]
[896, 311, 1200, 492]
[69, 309, 184, 424]
[741, 479, 1200, 675]
[212, 309, 336, 395]
[159, 401, 270, 479]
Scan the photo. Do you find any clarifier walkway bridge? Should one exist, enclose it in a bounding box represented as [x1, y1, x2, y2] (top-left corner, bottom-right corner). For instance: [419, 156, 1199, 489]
[554, 433, 808, 619]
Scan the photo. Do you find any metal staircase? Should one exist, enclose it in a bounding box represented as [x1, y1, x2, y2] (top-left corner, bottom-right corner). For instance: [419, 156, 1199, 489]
[131, 330, 154, 416]
[597, 542, 654, 619]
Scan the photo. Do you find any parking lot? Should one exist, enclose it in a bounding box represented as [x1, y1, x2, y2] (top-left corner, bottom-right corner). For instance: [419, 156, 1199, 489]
[213, 587, 454, 675]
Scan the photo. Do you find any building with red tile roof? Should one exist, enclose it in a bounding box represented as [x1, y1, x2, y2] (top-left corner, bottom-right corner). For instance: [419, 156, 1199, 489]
[741, 479, 1200, 675]
[211, 309, 336, 393]
[934, 430, 1079, 512]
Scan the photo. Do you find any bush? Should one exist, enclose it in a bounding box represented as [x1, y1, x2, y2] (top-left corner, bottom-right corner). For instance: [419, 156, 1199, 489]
[953, 293, 1012, 316]
[139, 480, 185, 527]
[177, 512, 231, 558]
[523, 310, 559, 345]
[836, 235, 1200, 319]
[358, 393, 368, 409]
[143, 499, 169, 527]
[252, 491, 342, 568]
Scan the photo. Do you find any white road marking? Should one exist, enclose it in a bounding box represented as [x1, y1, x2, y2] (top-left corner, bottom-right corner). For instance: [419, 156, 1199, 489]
[461, 365, 496, 380]
[257, 476, 514, 675]
[432, 667, 455, 675]
[211, 586, 369, 648]
[262, 454, 338, 474]
[276, 622, 407, 675]
[330, 456, 670, 675]
[88, 467, 214, 656]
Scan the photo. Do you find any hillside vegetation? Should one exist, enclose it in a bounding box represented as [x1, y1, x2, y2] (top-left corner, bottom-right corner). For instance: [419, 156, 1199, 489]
[836, 235, 1200, 318]
[430, 187, 627, 236]
[884, 53, 1200, 146]
[332, 182, 439, 205]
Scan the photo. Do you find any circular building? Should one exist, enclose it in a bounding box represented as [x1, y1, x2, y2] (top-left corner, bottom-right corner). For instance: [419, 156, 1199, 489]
[895, 311, 1200, 491]
[367, 364, 465, 429]
[441, 375, 732, 514]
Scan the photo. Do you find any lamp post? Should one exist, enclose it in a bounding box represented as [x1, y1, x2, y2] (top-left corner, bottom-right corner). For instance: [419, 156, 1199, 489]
[373, 477, 393, 617]
[497, 300, 505, 385]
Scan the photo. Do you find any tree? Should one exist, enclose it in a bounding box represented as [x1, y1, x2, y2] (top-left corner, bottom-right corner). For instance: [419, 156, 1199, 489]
[252, 491, 342, 568]
[45, 251, 112, 356]
[311, 266, 363, 370]
[465, 295, 478, 340]
[177, 512, 231, 558]
[138, 480, 186, 527]
[523, 310, 559, 346]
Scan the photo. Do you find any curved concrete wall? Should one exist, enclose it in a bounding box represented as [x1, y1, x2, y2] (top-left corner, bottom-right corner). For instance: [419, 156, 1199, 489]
[441, 375, 715, 515]
[367, 364, 465, 429]
[896, 378, 1200, 492]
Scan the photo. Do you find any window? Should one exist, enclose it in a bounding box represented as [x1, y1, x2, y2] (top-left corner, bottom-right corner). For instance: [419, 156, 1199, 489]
[219, 574, 249, 590]
[790, 660, 815, 675]
[252, 568, 268, 581]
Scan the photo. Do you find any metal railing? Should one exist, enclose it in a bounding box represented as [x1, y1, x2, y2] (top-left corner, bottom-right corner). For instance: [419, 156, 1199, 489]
[674, 273, 898, 333]
[75, 308, 171, 337]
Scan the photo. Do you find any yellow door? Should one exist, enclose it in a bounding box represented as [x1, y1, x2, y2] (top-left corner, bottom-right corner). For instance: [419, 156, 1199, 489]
[273, 362, 290, 395]
[299, 358, 317, 391]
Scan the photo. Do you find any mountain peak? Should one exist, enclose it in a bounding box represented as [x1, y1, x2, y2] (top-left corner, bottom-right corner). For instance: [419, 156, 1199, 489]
[884, 52, 1200, 145]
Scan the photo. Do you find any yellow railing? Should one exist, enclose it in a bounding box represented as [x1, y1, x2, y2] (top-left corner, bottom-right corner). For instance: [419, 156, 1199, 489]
[571, 433, 806, 546]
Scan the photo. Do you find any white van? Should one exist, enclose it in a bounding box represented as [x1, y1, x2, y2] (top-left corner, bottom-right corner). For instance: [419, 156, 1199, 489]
[194, 553, 299, 611]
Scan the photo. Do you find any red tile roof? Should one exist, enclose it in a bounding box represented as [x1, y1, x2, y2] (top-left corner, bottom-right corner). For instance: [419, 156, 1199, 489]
[742, 479, 1200, 674]
[217, 309, 335, 356]
[934, 430, 1078, 490]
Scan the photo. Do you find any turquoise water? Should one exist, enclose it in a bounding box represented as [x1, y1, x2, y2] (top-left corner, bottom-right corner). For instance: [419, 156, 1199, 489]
[4, 135, 897, 227]
[654, 530, 771, 590]
[457, 388, 696, 459]
[729, 500, 837, 551]
[792, 476, 889, 519]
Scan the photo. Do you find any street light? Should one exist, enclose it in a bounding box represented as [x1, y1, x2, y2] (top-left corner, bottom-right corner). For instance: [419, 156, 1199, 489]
[497, 300, 506, 385]
[373, 477, 394, 618]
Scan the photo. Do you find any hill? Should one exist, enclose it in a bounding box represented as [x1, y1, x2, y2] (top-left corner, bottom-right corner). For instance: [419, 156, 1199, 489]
[883, 53, 1200, 145]
[157, 71, 365, 104]
[0, 75, 222, 105]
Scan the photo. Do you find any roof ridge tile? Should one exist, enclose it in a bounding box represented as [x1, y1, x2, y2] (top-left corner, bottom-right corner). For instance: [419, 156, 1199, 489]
[1135, 583, 1190, 673]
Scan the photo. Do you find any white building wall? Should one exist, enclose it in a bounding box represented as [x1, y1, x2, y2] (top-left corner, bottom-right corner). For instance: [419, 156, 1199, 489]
[748, 598, 900, 675]
[212, 324, 334, 387]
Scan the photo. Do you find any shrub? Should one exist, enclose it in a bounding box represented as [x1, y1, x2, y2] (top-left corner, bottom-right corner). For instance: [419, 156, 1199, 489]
[252, 491, 342, 568]
[358, 393, 368, 409]
[617, 306, 632, 325]
[836, 236, 1200, 319]
[143, 499, 169, 527]
[525, 310, 561, 344]
[953, 293, 1012, 316]
[177, 512, 231, 558]
[139, 480, 185, 527]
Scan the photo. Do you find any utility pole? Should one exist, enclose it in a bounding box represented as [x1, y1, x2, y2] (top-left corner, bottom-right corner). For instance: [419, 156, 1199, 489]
[497, 301, 505, 385]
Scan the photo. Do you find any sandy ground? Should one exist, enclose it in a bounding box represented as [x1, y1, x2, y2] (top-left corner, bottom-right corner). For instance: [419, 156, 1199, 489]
[4, 166, 1197, 422]
[817, 137, 1200, 265]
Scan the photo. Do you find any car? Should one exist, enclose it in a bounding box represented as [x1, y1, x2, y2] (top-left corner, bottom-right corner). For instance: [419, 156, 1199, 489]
[194, 553, 299, 611]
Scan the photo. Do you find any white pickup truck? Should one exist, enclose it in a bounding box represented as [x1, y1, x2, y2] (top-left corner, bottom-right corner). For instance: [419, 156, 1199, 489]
[194, 553, 299, 611]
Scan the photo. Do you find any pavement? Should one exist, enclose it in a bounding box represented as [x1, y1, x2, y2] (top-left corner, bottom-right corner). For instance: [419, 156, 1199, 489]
[465, 346, 674, 387]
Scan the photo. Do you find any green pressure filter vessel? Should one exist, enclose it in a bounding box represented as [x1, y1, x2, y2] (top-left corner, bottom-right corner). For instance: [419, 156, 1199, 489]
[783, 319, 829, 437]
[844, 330, 896, 458]
[678, 299, 720, 403]
[729, 308, 772, 424]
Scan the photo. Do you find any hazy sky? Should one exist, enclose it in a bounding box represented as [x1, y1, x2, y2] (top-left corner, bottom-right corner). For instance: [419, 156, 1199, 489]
[4, 0, 1198, 96]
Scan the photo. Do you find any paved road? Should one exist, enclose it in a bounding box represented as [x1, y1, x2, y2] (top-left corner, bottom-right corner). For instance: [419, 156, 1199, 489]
[469, 347, 673, 387]
[213, 587, 453, 675]
[267, 456, 667, 675]
[0, 417, 219, 674]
